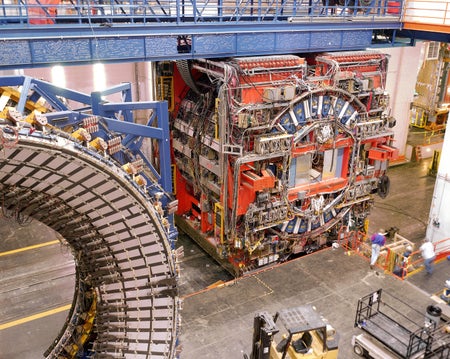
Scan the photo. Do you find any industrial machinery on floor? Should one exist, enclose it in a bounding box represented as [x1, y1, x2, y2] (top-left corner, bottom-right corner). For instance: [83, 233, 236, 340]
[0, 77, 180, 358]
[441, 279, 450, 305]
[353, 289, 450, 359]
[244, 304, 339, 359]
[410, 42, 449, 131]
[158, 50, 398, 274]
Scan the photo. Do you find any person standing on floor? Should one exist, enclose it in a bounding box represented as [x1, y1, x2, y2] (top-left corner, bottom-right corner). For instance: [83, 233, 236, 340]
[370, 229, 386, 270]
[420, 238, 436, 274]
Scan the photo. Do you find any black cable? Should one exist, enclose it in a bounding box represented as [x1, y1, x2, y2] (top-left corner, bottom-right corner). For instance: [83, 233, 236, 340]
[373, 202, 427, 227]
[377, 175, 390, 199]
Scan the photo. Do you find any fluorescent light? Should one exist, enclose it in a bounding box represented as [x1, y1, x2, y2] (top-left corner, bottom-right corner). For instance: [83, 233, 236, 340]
[51, 65, 66, 88]
[93, 63, 106, 91]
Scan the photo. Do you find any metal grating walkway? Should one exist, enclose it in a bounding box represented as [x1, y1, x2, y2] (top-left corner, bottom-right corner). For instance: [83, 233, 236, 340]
[0, 0, 407, 68]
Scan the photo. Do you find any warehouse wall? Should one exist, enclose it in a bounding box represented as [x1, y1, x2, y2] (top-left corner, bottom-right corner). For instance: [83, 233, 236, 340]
[383, 44, 424, 158]
[24, 62, 153, 103]
[427, 119, 450, 245]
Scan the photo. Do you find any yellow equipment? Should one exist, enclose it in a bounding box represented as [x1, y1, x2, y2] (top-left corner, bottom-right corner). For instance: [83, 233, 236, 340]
[245, 305, 339, 359]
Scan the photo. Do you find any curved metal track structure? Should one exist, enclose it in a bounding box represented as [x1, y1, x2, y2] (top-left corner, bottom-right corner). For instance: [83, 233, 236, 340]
[0, 76, 180, 358]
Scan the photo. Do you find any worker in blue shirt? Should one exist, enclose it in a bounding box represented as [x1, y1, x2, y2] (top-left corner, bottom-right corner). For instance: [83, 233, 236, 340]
[370, 229, 386, 269]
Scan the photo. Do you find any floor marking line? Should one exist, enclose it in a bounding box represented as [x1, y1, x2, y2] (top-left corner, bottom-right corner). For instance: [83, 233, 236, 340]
[0, 304, 71, 330]
[0, 240, 60, 257]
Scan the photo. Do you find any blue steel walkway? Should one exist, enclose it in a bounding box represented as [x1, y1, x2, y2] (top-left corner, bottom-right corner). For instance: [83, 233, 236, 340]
[0, 0, 406, 68]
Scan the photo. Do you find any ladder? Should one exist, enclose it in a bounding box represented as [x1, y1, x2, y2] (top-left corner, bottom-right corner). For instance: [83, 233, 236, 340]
[415, 146, 422, 161]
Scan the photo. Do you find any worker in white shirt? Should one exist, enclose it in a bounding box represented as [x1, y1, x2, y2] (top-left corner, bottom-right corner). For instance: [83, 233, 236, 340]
[420, 239, 436, 275]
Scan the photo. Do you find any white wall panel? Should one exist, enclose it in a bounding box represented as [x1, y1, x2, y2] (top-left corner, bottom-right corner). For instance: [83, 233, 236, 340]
[383, 44, 424, 157]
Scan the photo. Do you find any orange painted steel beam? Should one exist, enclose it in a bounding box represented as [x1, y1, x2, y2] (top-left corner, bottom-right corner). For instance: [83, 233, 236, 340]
[287, 177, 348, 201]
[403, 21, 450, 34]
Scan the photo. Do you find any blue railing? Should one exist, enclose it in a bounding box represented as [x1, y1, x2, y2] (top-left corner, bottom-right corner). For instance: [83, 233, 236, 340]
[0, 0, 406, 68]
[1, 0, 402, 26]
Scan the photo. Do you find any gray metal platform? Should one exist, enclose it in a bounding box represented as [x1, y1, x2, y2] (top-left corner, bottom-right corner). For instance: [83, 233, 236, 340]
[361, 313, 426, 358]
[179, 246, 449, 359]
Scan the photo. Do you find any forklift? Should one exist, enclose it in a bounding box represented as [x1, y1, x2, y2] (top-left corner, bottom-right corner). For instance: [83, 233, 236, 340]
[244, 305, 339, 359]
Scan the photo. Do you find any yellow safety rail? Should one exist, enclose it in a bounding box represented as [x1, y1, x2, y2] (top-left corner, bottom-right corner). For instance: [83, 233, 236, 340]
[157, 76, 174, 112]
[338, 228, 450, 280]
[214, 202, 225, 245]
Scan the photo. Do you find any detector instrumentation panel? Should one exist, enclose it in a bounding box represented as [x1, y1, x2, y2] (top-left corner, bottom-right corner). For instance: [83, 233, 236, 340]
[163, 51, 397, 274]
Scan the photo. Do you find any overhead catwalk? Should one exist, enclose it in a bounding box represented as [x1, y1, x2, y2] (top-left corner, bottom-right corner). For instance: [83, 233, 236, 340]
[0, 0, 405, 68]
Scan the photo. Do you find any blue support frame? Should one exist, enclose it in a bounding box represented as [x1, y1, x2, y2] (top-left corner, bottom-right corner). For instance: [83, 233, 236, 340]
[99, 101, 173, 195]
[0, 75, 177, 242]
[91, 83, 133, 122]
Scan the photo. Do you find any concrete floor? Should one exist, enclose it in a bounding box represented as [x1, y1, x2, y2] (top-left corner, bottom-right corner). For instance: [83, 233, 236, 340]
[1, 157, 449, 359]
[180, 248, 450, 359]
[177, 157, 450, 359]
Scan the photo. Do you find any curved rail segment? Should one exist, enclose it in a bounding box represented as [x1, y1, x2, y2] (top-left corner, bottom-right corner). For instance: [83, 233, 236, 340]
[0, 77, 180, 359]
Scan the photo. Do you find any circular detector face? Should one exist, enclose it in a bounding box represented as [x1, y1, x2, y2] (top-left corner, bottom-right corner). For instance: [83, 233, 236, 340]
[275, 88, 364, 236]
[0, 131, 179, 358]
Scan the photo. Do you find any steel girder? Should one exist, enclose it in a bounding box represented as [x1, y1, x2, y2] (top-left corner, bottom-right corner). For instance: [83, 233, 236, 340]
[0, 9, 405, 68]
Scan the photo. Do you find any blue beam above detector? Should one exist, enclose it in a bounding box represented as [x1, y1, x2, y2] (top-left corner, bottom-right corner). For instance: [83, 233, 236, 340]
[0, 76, 93, 110]
[91, 87, 133, 122]
[92, 82, 133, 99]
[0, 0, 408, 68]
[17, 76, 32, 113]
[0, 76, 29, 86]
[397, 29, 450, 43]
[29, 78, 93, 106]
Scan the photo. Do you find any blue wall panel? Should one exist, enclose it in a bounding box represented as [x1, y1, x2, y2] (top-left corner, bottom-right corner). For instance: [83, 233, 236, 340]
[31, 39, 91, 63]
[145, 36, 180, 57]
[309, 30, 372, 50]
[275, 32, 311, 51]
[95, 38, 145, 60]
[194, 34, 235, 55]
[343, 30, 372, 47]
[237, 33, 276, 53]
[311, 31, 342, 49]
[0, 40, 31, 66]
[0, 29, 381, 68]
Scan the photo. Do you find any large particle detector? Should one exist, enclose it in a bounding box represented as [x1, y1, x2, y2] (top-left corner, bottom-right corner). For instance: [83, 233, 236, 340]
[0, 76, 180, 359]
